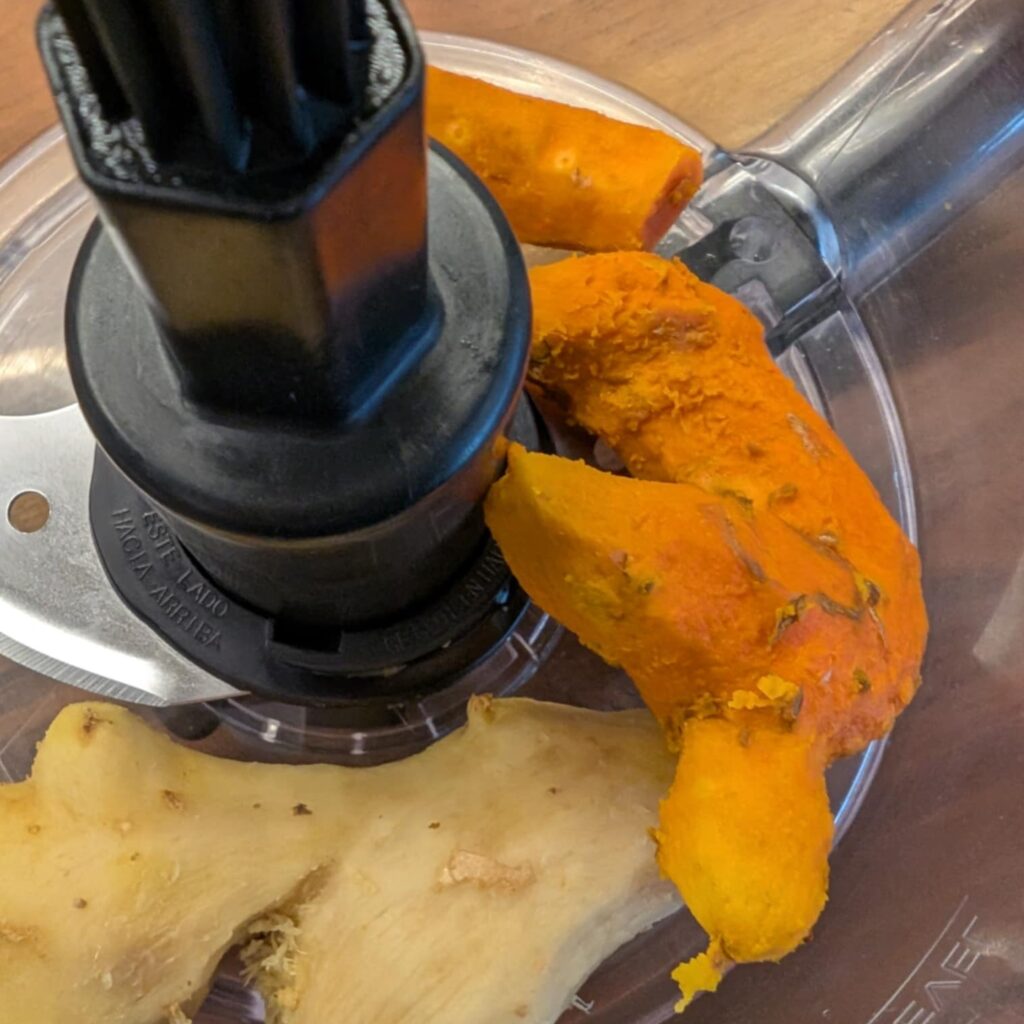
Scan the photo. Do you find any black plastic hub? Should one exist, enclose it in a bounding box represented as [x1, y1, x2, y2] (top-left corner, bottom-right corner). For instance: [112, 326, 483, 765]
[64, 147, 535, 627]
[90, 451, 531, 707]
[37, 0, 538, 704]
[40, 0, 437, 426]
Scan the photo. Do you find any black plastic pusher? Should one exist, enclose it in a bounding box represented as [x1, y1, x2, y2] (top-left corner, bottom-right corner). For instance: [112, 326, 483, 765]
[37, 0, 537, 705]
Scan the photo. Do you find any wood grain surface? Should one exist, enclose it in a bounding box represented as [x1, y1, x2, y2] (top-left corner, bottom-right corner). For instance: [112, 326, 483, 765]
[1, 0, 907, 161]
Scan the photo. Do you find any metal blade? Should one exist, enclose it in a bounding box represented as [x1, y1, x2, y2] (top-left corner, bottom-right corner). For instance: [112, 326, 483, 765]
[0, 406, 243, 706]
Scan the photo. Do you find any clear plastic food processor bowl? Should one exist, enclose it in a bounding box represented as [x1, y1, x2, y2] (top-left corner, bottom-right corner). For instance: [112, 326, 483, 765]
[2, 18, 1024, 1024]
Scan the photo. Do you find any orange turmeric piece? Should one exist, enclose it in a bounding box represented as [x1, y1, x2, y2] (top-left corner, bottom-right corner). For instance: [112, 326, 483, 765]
[484, 450, 841, 980]
[663, 717, 832, 1011]
[484, 252, 928, 1008]
[426, 67, 703, 252]
[485, 448, 915, 766]
[484, 446, 916, 999]
[527, 252, 927, 758]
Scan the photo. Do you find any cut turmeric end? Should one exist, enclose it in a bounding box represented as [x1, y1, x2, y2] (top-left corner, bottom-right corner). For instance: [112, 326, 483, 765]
[426, 67, 702, 251]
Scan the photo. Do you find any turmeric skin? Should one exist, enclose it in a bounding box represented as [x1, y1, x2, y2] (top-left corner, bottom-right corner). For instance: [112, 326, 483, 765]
[426, 68, 703, 252]
[526, 253, 927, 758]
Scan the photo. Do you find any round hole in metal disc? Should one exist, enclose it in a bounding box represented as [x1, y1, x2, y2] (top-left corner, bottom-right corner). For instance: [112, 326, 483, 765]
[7, 491, 50, 534]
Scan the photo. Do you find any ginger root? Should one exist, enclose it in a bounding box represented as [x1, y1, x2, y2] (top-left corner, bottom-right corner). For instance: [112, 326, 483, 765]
[0, 698, 678, 1024]
[426, 67, 703, 252]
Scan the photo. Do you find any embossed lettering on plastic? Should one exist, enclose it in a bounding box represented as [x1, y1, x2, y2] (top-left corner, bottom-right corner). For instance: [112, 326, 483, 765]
[110, 508, 153, 581]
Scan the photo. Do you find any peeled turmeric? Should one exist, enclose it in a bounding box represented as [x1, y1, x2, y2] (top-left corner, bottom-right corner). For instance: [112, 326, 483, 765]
[484, 252, 928, 1009]
[662, 717, 832, 1008]
[426, 67, 703, 252]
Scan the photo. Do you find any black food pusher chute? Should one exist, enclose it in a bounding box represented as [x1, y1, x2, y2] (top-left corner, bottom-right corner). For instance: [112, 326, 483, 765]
[36, 0, 538, 706]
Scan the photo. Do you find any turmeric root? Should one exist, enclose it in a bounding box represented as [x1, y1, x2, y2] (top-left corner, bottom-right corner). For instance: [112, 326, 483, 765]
[426, 67, 703, 252]
[485, 254, 927, 1007]
[663, 717, 832, 1011]
[485, 448, 907, 745]
[526, 252, 927, 758]
[484, 447, 917, 1001]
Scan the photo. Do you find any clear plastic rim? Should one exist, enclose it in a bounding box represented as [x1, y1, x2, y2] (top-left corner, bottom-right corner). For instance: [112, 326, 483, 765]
[210, 604, 563, 765]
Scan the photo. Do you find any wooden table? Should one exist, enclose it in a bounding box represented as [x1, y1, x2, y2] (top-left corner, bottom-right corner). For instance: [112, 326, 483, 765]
[2, 0, 906, 162]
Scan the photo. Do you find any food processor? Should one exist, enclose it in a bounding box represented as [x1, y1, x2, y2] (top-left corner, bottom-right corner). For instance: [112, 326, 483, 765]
[1, 0, 1022, 1021]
